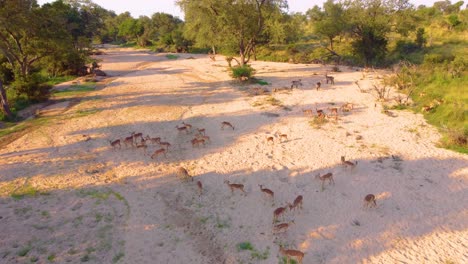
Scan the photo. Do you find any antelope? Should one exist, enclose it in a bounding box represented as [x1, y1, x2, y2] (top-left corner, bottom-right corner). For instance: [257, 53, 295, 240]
[328, 107, 338, 116]
[364, 194, 377, 208]
[273, 206, 287, 223]
[133, 132, 144, 143]
[422, 105, 433, 112]
[197, 181, 203, 195]
[145, 135, 161, 144]
[224, 180, 246, 194]
[328, 107, 339, 121]
[279, 134, 288, 142]
[109, 139, 121, 149]
[325, 73, 335, 85]
[340, 103, 354, 112]
[288, 195, 303, 211]
[315, 172, 335, 191]
[136, 141, 148, 155]
[177, 167, 192, 181]
[279, 245, 304, 264]
[273, 221, 295, 234]
[302, 109, 314, 116]
[341, 156, 357, 169]
[196, 128, 206, 135]
[176, 125, 189, 134]
[315, 81, 321, 91]
[195, 133, 210, 142]
[221, 121, 235, 130]
[266, 136, 274, 145]
[159, 141, 171, 149]
[151, 148, 167, 159]
[259, 185, 274, 199]
[123, 135, 135, 148]
[291, 79, 302, 89]
[191, 138, 205, 148]
[316, 108, 326, 119]
[182, 122, 192, 133]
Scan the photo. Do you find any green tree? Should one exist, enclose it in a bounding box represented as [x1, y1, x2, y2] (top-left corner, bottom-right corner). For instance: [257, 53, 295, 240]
[447, 14, 462, 29]
[118, 17, 144, 43]
[177, 0, 287, 65]
[102, 12, 132, 43]
[344, 0, 414, 66]
[415, 28, 426, 48]
[150, 13, 184, 48]
[0, 0, 46, 79]
[39, 0, 90, 76]
[311, 0, 347, 51]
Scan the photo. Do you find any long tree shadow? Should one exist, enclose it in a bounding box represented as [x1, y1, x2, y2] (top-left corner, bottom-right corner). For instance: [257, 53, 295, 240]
[1, 147, 466, 263]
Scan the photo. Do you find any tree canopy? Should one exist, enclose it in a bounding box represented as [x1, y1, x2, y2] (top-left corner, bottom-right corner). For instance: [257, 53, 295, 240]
[177, 0, 288, 65]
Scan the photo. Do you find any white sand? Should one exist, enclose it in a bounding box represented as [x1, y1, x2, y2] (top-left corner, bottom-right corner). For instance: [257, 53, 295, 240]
[0, 46, 467, 264]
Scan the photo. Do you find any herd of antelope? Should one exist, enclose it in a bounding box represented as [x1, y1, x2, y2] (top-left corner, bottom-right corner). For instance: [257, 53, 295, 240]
[109, 131, 171, 159]
[107, 70, 380, 263]
[108, 120, 237, 160]
[177, 156, 374, 264]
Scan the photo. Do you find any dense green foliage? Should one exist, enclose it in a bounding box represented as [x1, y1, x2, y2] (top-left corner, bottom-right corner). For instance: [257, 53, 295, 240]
[0, 0, 106, 120]
[230, 65, 256, 80]
[177, 0, 288, 65]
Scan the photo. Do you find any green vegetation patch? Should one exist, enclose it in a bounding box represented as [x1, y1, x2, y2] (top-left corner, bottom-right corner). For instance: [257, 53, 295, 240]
[72, 108, 100, 118]
[47, 254, 55, 261]
[255, 79, 269, 85]
[45, 76, 75, 86]
[11, 184, 44, 200]
[166, 54, 179, 59]
[0, 116, 53, 145]
[280, 257, 298, 264]
[237, 242, 254, 251]
[230, 65, 256, 80]
[236, 242, 270, 260]
[309, 116, 329, 129]
[52, 83, 96, 98]
[17, 246, 31, 257]
[112, 252, 124, 263]
[252, 96, 283, 108]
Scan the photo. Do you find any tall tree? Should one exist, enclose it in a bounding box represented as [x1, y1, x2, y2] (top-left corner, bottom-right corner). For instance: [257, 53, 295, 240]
[118, 17, 144, 43]
[310, 0, 347, 51]
[343, 0, 414, 66]
[0, 0, 46, 78]
[150, 13, 184, 47]
[177, 0, 287, 65]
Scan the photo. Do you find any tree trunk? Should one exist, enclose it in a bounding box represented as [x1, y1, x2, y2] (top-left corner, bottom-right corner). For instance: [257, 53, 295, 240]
[240, 52, 245, 66]
[252, 45, 257, 61]
[329, 36, 334, 51]
[0, 80, 13, 120]
[211, 46, 216, 55]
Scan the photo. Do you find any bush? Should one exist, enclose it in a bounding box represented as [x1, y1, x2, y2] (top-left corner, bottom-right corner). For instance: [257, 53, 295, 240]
[423, 53, 455, 65]
[395, 40, 420, 55]
[12, 75, 51, 102]
[230, 65, 255, 80]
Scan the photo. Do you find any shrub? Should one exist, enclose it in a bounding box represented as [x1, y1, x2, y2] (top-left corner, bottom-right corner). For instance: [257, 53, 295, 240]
[230, 65, 255, 80]
[423, 53, 455, 65]
[12, 76, 51, 102]
[237, 242, 254, 251]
